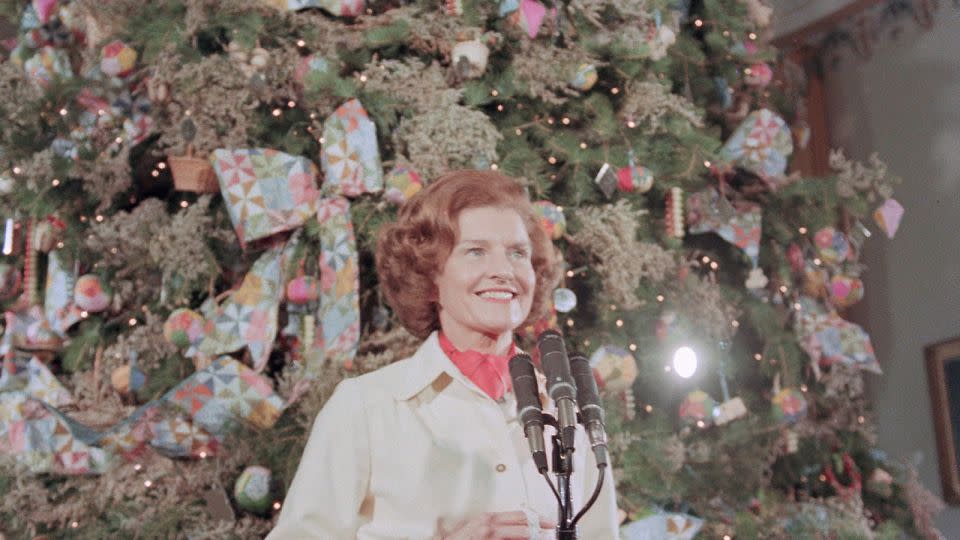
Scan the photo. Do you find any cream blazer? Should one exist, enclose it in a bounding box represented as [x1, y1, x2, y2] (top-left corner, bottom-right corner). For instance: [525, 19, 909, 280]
[268, 332, 619, 540]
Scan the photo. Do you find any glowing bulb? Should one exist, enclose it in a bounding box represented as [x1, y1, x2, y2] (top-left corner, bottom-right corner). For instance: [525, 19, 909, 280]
[296, 39, 306, 47]
[134, 463, 142, 471]
[566, 319, 574, 327]
[566, 270, 574, 277]
[548, 156, 557, 164]
[710, 261, 719, 270]
[579, 142, 587, 149]
[694, 19, 703, 27]
[798, 227, 808, 234]
[754, 353, 762, 361]
[813, 258, 822, 266]
[644, 404, 653, 413]
[180, 201, 189, 208]
[287, 100, 296, 108]
[800, 384, 808, 392]
[80, 311, 89, 318]
[749, 32, 757, 40]
[273, 501, 282, 510]
[128, 318, 138, 326]
[731, 320, 740, 328]
[615, 319, 624, 327]
[151, 170, 160, 177]
[115, 137, 123, 144]
[359, 75, 368, 82]
[59, 108, 68, 116]
[144, 480, 153, 488]
[491, 89, 499, 97]
[629, 344, 637, 351]
[702, 256, 710, 264]
[610, 87, 619, 94]
[71, 521, 79, 528]
[496, 104, 504, 111]
[704, 160, 711, 168]
[696, 420, 705, 428]
[52, 178, 60, 186]
[272, 108, 282, 117]
[12, 167, 21, 174]
[515, 128, 522, 135]
[158, 162, 167, 170]
[656, 294, 665, 302]
[490, 164, 499, 170]
[627, 121, 636, 128]
[779, 285, 788, 293]
[199, 451, 207, 459]
[561, 117, 571, 125]
[672, 346, 698, 378]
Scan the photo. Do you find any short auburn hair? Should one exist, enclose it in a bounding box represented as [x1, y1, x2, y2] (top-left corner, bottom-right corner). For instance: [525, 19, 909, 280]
[375, 170, 561, 339]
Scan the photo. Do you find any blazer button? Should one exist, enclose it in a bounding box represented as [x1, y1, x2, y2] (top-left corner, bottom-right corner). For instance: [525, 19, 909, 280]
[496, 463, 507, 473]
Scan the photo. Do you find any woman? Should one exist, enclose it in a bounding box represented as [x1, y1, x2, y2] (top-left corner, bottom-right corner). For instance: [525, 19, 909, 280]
[268, 170, 619, 539]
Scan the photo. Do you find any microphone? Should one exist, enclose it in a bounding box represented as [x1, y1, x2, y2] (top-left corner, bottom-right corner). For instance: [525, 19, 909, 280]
[537, 329, 578, 452]
[509, 353, 548, 473]
[569, 352, 610, 467]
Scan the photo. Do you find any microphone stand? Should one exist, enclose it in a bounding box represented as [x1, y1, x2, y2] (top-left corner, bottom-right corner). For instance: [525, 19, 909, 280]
[541, 414, 578, 539]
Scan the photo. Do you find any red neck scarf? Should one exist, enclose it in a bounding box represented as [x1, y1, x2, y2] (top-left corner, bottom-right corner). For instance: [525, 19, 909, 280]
[438, 332, 516, 401]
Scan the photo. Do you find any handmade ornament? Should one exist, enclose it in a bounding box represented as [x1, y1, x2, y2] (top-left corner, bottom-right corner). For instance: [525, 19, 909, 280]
[620, 512, 704, 540]
[772, 387, 808, 424]
[792, 123, 811, 149]
[533, 200, 566, 240]
[686, 188, 762, 265]
[73, 274, 111, 313]
[589, 345, 638, 393]
[227, 41, 270, 78]
[714, 396, 748, 425]
[569, 63, 598, 92]
[211, 148, 321, 245]
[594, 163, 618, 199]
[713, 77, 733, 109]
[679, 390, 717, 427]
[170, 145, 219, 193]
[286, 274, 320, 305]
[745, 62, 773, 87]
[0, 263, 21, 300]
[665, 187, 684, 238]
[268, 0, 364, 16]
[303, 198, 361, 372]
[452, 40, 489, 79]
[829, 274, 864, 309]
[383, 166, 423, 205]
[873, 198, 904, 238]
[802, 264, 828, 298]
[43, 250, 82, 335]
[553, 288, 577, 313]
[745, 267, 768, 290]
[164, 308, 206, 348]
[787, 243, 805, 274]
[720, 109, 793, 182]
[796, 310, 881, 376]
[506, 0, 554, 39]
[320, 99, 384, 198]
[646, 24, 677, 61]
[617, 165, 654, 193]
[294, 54, 336, 97]
[867, 468, 894, 498]
[444, 0, 463, 15]
[100, 40, 137, 78]
[24, 46, 72, 88]
[198, 241, 295, 371]
[32, 217, 64, 253]
[110, 355, 147, 396]
[98, 400, 217, 459]
[234, 465, 273, 513]
[813, 227, 851, 266]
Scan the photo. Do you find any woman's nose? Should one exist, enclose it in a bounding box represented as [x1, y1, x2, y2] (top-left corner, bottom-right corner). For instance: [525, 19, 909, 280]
[486, 248, 514, 278]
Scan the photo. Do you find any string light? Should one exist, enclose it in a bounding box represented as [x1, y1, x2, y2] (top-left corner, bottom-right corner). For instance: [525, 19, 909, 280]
[610, 87, 619, 94]
[184, 110, 192, 116]
[779, 285, 788, 293]
[744, 68, 753, 76]
[644, 404, 653, 413]
[579, 142, 587, 149]
[359, 74, 368, 82]
[696, 420, 705, 428]
[656, 294, 665, 302]
[114, 136, 123, 144]
[793, 302, 802, 310]
[566, 270, 574, 278]
[134, 464, 142, 471]
[754, 353, 762, 361]
[71, 521, 79, 528]
[702, 256, 710, 264]
[694, 19, 703, 27]
[561, 117, 571, 125]
[110, 247, 118, 254]
[95, 215, 104, 222]
[151, 170, 160, 177]
[180, 201, 189, 208]
[547, 117, 555, 125]
[296, 39, 306, 47]
[80, 311, 89, 318]
[704, 160, 712, 168]
[858, 415, 865, 424]
[583, 339, 590, 347]
[318, 137, 325, 144]
[615, 319, 624, 327]
[59, 108, 68, 116]
[287, 100, 296, 108]
[199, 451, 207, 459]
[144, 480, 153, 488]
[749, 32, 758, 40]
[515, 128, 522, 136]
[629, 344, 637, 352]
[610, 304, 617, 311]
[731, 320, 740, 328]
[273, 501, 282, 510]
[548, 156, 557, 164]
[12, 167, 21, 174]
[52, 178, 60, 186]
[627, 120, 636, 128]
[490, 89, 499, 97]
[490, 164, 499, 171]
[798, 227, 808, 234]
[710, 261, 718, 270]
[496, 104, 504, 112]
[128, 318, 138, 326]
[56, 241, 64, 249]
[664, 365, 672, 372]
[566, 319, 574, 327]
[800, 384, 808, 392]
[98, 109, 106, 116]
[272, 108, 282, 117]
[157, 162, 167, 170]
[813, 258, 822, 266]
[723, 30, 730, 37]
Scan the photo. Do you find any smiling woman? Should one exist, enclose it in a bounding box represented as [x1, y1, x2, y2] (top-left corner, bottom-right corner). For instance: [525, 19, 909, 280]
[267, 170, 620, 540]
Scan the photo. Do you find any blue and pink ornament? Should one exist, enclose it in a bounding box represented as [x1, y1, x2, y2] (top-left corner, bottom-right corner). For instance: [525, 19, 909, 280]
[772, 387, 808, 425]
[384, 166, 424, 206]
[74, 274, 111, 313]
[533, 200, 566, 240]
[234, 465, 273, 514]
[100, 40, 137, 78]
[617, 165, 654, 193]
[164, 308, 206, 348]
[679, 390, 717, 427]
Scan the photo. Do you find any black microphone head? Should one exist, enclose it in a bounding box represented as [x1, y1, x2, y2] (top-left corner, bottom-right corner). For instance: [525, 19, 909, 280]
[537, 329, 576, 402]
[508, 353, 543, 426]
[570, 352, 605, 425]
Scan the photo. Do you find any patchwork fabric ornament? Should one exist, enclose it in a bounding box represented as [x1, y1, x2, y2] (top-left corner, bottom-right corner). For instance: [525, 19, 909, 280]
[873, 198, 904, 238]
[268, 0, 365, 16]
[620, 512, 704, 540]
[3, 304, 63, 357]
[533, 200, 566, 240]
[594, 163, 618, 198]
[383, 166, 423, 205]
[320, 99, 384, 198]
[110, 363, 146, 395]
[33, 0, 58, 23]
[553, 287, 577, 313]
[0, 393, 112, 474]
[589, 345, 638, 393]
[100, 40, 137, 78]
[745, 62, 773, 87]
[665, 187, 684, 239]
[211, 148, 321, 246]
[97, 400, 217, 460]
[569, 63, 598, 91]
[303, 198, 361, 372]
[24, 46, 72, 88]
[164, 308, 206, 349]
[234, 465, 273, 513]
[198, 241, 295, 371]
[43, 250, 82, 335]
[720, 109, 793, 181]
[687, 188, 762, 265]
[163, 356, 285, 437]
[772, 387, 808, 425]
[0, 356, 73, 407]
[452, 40, 490, 79]
[813, 227, 850, 266]
[74, 274, 111, 312]
[796, 309, 881, 377]
[679, 390, 717, 427]
[617, 165, 654, 194]
[714, 396, 748, 425]
[0, 263, 20, 300]
[829, 274, 864, 309]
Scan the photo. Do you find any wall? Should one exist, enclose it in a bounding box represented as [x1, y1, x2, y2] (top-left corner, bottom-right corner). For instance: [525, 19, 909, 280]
[822, 14, 960, 534]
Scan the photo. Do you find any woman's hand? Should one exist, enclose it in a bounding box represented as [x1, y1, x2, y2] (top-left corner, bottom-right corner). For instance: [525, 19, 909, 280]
[440, 510, 557, 540]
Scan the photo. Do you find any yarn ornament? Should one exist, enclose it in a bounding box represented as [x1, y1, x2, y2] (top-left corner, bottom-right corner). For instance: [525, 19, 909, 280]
[665, 187, 684, 238]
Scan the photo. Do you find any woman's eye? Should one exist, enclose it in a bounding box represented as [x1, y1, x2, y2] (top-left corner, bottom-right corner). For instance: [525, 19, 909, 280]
[467, 247, 485, 256]
[511, 249, 529, 260]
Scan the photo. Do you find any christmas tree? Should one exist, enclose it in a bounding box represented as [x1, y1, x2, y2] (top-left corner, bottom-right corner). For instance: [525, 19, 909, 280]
[0, 0, 941, 538]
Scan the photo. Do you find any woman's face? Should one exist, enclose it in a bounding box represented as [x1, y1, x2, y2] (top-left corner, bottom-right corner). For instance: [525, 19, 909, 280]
[435, 206, 536, 340]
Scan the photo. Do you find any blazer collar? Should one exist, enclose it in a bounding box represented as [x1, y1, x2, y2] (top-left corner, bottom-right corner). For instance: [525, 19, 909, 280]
[394, 331, 547, 404]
